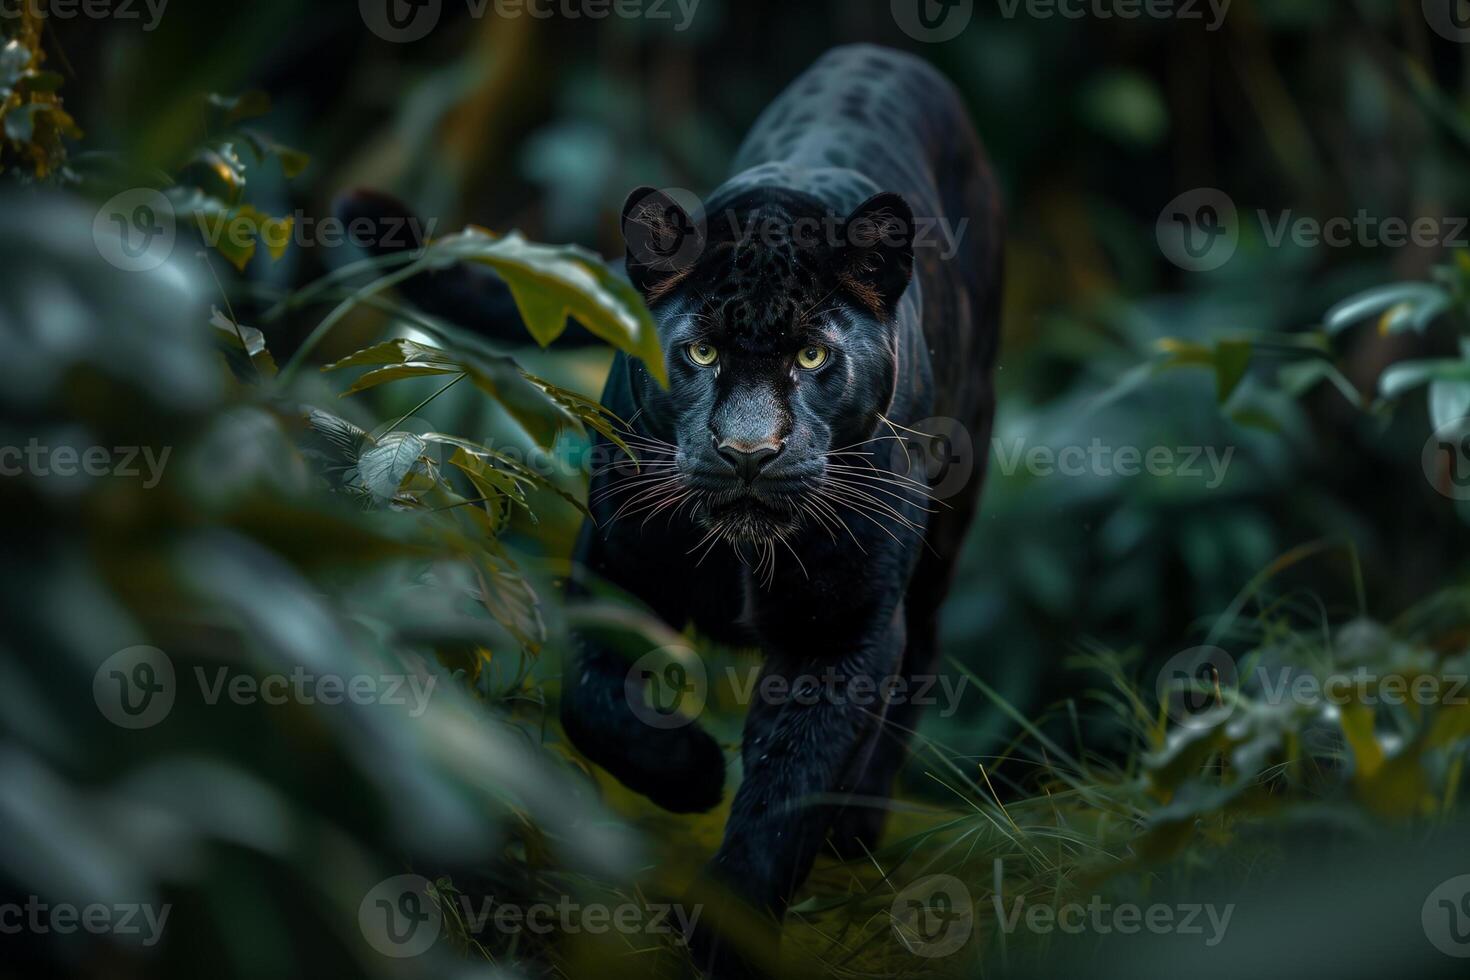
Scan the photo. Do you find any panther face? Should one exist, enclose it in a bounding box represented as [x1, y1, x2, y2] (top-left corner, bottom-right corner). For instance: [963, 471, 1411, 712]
[620, 185, 916, 545]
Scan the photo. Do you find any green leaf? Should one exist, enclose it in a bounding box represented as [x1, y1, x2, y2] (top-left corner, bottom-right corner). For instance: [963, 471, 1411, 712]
[473, 549, 544, 652]
[1380, 359, 1470, 400]
[447, 447, 529, 510]
[340, 364, 459, 396]
[206, 91, 271, 126]
[1324, 283, 1446, 334]
[209, 307, 277, 379]
[0, 41, 32, 88]
[3, 103, 42, 143]
[1278, 359, 1363, 408]
[433, 229, 667, 387]
[323, 338, 457, 371]
[324, 337, 576, 448]
[167, 188, 295, 271]
[358, 432, 428, 501]
[1215, 339, 1252, 403]
[425, 433, 589, 516]
[1430, 379, 1470, 431]
[241, 129, 309, 179]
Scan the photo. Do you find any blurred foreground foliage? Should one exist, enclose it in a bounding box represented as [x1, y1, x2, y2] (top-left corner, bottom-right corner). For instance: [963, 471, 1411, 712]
[10, 2, 1470, 978]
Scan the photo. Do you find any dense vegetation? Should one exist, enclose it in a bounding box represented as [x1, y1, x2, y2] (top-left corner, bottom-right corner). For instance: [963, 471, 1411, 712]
[6, 2, 1470, 978]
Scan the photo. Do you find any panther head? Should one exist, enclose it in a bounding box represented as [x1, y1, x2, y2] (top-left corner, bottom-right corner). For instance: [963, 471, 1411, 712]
[618, 184, 916, 545]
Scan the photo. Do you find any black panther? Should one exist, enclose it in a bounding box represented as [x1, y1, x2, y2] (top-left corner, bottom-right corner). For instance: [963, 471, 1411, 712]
[570, 45, 1000, 971]
[340, 43, 1001, 977]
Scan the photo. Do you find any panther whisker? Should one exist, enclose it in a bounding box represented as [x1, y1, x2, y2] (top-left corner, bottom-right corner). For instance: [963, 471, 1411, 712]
[825, 465, 946, 502]
[812, 487, 908, 547]
[823, 478, 928, 529]
[776, 533, 809, 581]
[589, 472, 681, 506]
[825, 472, 942, 513]
[803, 491, 866, 553]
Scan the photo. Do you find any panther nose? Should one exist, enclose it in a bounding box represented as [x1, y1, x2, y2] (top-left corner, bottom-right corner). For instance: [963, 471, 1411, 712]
[714, 437, 784, 484]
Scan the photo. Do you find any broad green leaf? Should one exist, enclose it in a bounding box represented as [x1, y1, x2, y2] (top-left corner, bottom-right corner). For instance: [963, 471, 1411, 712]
[340, 364, 459, 396]
[1380, 359, 1470, 400]
[323, 338, 460, 371]
[206, 90, 271, 126]
[358, 432, 428, 501]
[0, 41, 31, 88]
[424, 433, 588, 516]
[433, 229, 667, 387]
[325, 337, 575, 448]
[1430, 379, 1470, 431]
[209, 307, 277, 379]
[1324, 283, 1445, 334]
[241, 129, 309, 179]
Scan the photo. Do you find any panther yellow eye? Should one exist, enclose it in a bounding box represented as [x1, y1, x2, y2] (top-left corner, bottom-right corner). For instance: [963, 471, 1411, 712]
[688, 342, 718, 366]
[797, 345, 829, 370]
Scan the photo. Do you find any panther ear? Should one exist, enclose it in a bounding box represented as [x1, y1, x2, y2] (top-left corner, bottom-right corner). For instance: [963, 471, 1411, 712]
[621, 186, 706, 301]
[839, 192, 915, 318]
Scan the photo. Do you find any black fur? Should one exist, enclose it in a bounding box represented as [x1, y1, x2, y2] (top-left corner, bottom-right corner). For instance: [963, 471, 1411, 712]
[563, 45, 1003, 977]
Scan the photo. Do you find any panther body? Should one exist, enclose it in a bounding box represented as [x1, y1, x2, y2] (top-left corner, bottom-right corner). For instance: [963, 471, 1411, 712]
[562, 44, 1003, 975]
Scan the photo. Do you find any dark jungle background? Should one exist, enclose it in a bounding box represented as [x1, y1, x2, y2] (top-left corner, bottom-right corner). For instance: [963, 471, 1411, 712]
[7, 0, 1470, 977]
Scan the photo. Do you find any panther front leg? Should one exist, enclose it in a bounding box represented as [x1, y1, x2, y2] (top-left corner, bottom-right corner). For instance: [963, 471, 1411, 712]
[689, 609, 905, 977]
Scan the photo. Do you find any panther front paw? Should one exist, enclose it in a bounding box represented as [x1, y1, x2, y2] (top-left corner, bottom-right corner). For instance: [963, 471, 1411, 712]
[561, 686, 727, 813]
